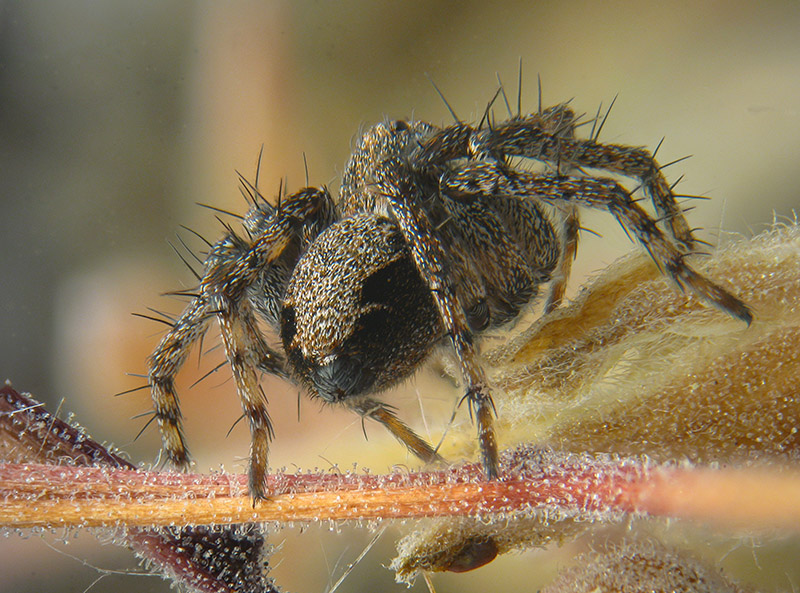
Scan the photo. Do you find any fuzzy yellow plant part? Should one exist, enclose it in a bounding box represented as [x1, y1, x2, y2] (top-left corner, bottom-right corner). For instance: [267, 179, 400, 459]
[489, 221, 799, 462]
[541, 541, 751, 593]
[393, 222, 800, 582]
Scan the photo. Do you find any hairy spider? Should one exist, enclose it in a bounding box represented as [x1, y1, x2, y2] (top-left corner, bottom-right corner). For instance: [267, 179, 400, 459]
[146, 87, 752, 500]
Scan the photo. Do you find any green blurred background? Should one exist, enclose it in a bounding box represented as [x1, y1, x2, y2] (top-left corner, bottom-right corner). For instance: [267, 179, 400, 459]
[1, 1, 798, 592]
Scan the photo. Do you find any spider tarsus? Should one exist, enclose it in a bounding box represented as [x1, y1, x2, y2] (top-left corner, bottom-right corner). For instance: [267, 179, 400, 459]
[248, 437, 271, 502]
[675, 265, 753, 325]
[474, 400, 499, 480]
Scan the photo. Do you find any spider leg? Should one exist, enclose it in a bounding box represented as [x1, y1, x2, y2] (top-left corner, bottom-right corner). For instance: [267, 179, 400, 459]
[203, 186, 335, 500]
[212, 296, 278, 500]
[148, 298, 211, 469]
[415, 104, 579, 167]
[149, 186, 335, 500]
[543, 204, 579, 314]
[467, 112, 698, 251]
[441, 163, 752, 324]
[532, 108, 582, 313]
[377, 158, 500, 479]
[347, 398, 444, 465]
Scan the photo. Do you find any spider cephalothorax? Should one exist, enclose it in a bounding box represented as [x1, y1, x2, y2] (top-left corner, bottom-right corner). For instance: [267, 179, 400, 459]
[146, 88, 751, 500]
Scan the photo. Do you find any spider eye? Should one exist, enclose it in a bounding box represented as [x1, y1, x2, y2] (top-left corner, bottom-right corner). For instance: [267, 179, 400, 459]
[390, 120, 408, 131]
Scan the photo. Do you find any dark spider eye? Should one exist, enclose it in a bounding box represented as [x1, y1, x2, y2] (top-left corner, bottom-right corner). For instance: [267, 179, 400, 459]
[390, 120, 408, 131]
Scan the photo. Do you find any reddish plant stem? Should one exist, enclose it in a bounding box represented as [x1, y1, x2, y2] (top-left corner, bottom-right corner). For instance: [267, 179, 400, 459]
[3, 459, 800, 530]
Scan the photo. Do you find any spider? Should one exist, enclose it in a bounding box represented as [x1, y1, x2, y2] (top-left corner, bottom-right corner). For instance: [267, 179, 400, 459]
[146, 85, 752, 500]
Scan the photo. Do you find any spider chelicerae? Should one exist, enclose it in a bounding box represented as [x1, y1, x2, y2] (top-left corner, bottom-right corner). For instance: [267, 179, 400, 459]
[145, 84, 751, 500]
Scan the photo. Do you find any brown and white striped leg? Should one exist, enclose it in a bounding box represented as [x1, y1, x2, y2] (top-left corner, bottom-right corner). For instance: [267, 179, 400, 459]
[442, 163, 752, 324]
[213, 297, 280, 500]
[147, 298, 210, 469]
[468, 114, 697, 250]
[148, 186, 335, 500]
[378, 160, 500, 479]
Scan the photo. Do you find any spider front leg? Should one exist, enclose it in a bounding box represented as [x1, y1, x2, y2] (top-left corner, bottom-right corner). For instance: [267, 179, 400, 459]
[148, 298, 211, 470]
[212, 295, 280, 499]
[149, 186, 335, 501]
[442, 163, 752, 324]
[376, 159, 499, 479]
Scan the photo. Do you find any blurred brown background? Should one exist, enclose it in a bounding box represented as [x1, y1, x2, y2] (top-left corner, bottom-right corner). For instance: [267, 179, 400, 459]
[1, 1, 798, 592]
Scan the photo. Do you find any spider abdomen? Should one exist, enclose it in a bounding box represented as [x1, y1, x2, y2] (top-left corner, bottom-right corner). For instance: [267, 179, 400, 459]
[280, 213, 442, 402]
